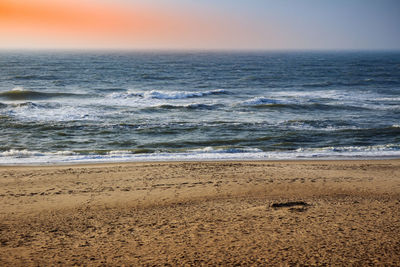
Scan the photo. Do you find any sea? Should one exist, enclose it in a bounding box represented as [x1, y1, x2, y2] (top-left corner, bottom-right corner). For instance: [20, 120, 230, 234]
[0, 51, 399, 164]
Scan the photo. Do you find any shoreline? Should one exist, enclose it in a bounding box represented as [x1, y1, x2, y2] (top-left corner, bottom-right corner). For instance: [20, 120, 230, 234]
[1, 159, 400, 265]
[1, 156, 400, 168]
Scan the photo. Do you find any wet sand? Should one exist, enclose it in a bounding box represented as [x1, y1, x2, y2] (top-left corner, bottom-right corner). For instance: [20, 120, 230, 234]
[1, 160, 400, 265]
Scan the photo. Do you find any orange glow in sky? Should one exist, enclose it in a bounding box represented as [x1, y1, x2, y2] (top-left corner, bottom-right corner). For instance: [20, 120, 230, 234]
[3, 0, 396, 50]
[0, 0, 247, 49]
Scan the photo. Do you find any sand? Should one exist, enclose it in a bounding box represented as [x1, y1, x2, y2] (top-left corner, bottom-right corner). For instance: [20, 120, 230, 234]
[1, 160, 400, 265]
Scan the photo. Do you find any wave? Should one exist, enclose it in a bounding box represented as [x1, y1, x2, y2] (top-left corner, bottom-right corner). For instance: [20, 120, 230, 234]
[282, 143, 400, 159]
[241, 97, 282, 106]
[0, 149, 76, 158]
[242, 99, 369, 111]
[95, 88, 126, 93]
[111, 89, 228, 100]
[302, 81, 333, 88]
[337, 126, 400, 139]
[278, 123, 400, 137]
[281, 119, 358, 131]
[9, 101, 62, 108]
[0, 88, 88, 101]
[1, 101, 95, 122]
[376, 97, 400, 102]
[144, 103, 224, 111]
[271, 89, 397, 104]
[271, 89, 354, 100]
[0, 147, 266, 165]
[188, 147, 263, 153]
[1, 144, 400, 164]
[295, 144, 400, 154]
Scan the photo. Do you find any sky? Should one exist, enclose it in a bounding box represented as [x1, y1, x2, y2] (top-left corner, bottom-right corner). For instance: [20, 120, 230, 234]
[0, 0, 399, 50]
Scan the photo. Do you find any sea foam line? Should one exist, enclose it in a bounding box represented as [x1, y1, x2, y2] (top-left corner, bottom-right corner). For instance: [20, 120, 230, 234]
[1, 144, 400, 165]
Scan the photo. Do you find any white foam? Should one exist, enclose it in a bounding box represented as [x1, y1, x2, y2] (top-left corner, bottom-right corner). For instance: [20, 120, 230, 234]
[281, 121, 360, 132]
[376, 97, 400, 102]
[361, 103, 400, 111]
[249, 90, 400, 111]
[1, 144, 399, 165]
[11, 86, 26, 91]
[0, 149, 76, 158]
[2, 103, 96, 122]
[110, 89, 227, 100]
[295, 144, 400, 154]
[188, 147, 263, 153]
[95, 90, 231, 110]
[239, 90, 365, 107]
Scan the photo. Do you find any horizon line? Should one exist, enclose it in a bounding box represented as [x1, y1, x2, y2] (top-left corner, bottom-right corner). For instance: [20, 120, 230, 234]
[1, 47, 399, 53]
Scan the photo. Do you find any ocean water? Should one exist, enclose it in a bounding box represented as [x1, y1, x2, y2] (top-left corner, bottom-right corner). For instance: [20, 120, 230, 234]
[0, 51, 399, 164]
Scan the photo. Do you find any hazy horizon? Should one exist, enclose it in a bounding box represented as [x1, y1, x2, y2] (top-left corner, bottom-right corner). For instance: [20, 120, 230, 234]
[1, 48, 400, 53]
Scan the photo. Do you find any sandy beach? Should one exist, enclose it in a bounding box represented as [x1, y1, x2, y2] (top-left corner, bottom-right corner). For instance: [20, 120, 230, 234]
[1, 160, 399, 265]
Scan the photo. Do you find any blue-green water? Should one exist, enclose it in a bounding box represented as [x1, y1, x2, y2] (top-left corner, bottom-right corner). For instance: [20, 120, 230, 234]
[0, 51, 399, 164]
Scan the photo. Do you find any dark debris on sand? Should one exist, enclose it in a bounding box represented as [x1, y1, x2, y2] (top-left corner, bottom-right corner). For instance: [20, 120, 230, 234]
[271, 201, 310, 212]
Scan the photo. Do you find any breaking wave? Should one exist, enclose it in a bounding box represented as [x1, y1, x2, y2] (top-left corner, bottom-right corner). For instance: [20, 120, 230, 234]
[241, 97, 282, 106]
[143, 103, 224, 111]
[0, 88, 88, 101]
[1, 144, 400, 165]
[110, 89, 228, 100]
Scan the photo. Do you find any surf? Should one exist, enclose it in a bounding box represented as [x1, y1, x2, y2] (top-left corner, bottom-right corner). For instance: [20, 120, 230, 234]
[0, 88, 88, 101]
